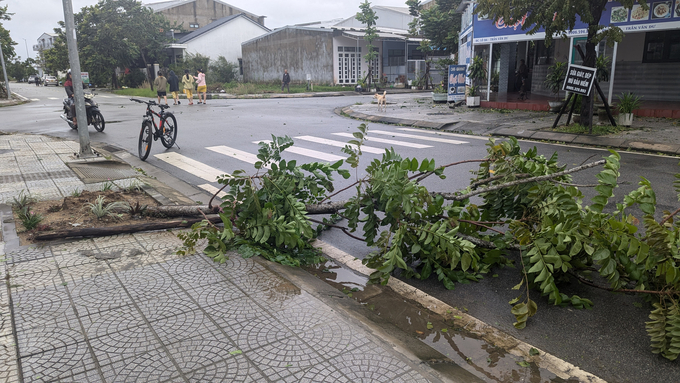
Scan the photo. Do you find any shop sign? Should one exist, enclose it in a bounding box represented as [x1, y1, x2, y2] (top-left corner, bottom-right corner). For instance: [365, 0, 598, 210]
[448, 65, 468, 102]
[562, 64, 596, 96]
[473, 1, 680, 43]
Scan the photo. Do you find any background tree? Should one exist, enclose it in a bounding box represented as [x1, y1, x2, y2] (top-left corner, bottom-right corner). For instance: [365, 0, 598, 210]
[46, 0, 174, 88]
[43, 29, 69, 75]
[407, 0, 462, 89]
[475, 0, 641, 127]
[7, 57, 36, 81]
[356, 1, 379, 90]
[207, 56, 238, 84]
[0, 0, 16, 65]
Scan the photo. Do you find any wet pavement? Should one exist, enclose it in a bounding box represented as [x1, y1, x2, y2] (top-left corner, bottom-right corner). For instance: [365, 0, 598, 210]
[2, 89, 678, 382]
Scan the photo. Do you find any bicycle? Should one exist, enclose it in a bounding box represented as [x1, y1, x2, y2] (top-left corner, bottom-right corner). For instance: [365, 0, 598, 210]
[130, 98, 178, 161]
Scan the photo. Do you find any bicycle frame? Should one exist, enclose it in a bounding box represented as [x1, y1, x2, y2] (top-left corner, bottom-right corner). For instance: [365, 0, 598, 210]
[143, 104, 168, 135]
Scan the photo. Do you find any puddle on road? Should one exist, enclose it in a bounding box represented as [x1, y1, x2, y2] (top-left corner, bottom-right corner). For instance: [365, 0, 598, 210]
[305, 260, 579, 383]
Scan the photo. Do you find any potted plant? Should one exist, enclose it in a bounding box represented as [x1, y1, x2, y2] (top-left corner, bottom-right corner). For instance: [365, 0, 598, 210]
[432, 83, 447, 103]
[544, 61, 567, 112]
[617, 92, 642, 127]
[467, 56, 486, 107]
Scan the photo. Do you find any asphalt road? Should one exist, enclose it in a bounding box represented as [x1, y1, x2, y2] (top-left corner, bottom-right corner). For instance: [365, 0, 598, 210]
[4, 82, 680, 382]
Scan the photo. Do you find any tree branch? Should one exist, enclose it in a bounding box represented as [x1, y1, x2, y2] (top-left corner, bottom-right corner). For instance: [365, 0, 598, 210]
[659, 207, 680, 226]
[411, 159, 489, 183]
[308, 218, 366, 242]
[435, 160, 606, 201]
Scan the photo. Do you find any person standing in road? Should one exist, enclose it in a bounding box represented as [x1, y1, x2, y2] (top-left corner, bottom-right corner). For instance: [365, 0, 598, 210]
[182, 69, 195, 105]
[167, 70, 180, 105]
[154, 71, 168, 105]
[281, 69, 290, 93]
[196, 68, 207, 104]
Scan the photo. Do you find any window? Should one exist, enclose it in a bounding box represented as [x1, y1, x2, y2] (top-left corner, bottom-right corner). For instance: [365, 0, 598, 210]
[238, 58, 243, 76]
[387, 49, 405, 66]
[643, 30, 680, 63]
[189, 23, 199, 28]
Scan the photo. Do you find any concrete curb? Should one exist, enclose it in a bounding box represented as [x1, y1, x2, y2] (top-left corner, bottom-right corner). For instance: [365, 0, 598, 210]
[314, 240, 607, 383]
[339, 106, 680, 157]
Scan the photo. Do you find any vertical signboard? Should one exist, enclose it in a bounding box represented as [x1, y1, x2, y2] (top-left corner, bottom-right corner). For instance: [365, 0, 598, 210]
[562, 64, 597, 96]
[448, 65, 468, 102]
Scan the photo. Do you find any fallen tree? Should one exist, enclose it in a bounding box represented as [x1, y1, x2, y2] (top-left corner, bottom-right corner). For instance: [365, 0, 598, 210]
[177, 126, 680, 361]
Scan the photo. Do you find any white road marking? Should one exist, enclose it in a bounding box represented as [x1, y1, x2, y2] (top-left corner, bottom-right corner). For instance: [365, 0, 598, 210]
[371, 130, 469, 145]
[253, 140, 345, 162]
[31, 98, 40, 101]
[47, 97, 59, 100]
[332, 132, 432, 148]
[199, 183, 229, 198]
[294, 135, 385, 154]
[206, 145, 268, 168]
[397, 127, 489, 141]
[153, 152, 228, 182]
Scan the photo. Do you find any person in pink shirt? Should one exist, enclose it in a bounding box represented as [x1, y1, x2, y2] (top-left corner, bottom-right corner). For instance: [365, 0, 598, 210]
[196, 68, 207, 104]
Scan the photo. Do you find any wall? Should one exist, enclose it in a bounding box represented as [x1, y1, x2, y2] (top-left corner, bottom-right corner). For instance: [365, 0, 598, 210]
[158, 0, 265, 31]
[242, 28, 334, 84]
[183, 17, 268, 63]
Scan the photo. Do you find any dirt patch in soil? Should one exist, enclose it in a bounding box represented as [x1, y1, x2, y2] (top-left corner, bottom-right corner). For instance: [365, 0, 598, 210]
[12, 189, 176, 245]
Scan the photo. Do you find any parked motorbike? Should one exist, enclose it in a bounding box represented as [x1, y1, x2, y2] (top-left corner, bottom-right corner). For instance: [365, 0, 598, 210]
[60, 93, 105, 132]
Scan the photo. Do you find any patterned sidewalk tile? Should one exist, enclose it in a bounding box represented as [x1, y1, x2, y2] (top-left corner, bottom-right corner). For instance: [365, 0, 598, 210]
[167, 339, 265, 381]
[20, 341, 97, 383]
[0, 334, 18, 383]
[183, 280, 244, 307]
[149, 310, 222, 346]
[217, 315, 294, 352]
[68, 274, 132, 317]
[16, 323, 84, 357]
[115, 264, 175, 301]
[243, 336, 325, 381]
[99, 348, 181, 382]
[11, 286, 75, 332]
[183, 353, 265, 383]
[136, 289, 199, 322]
[5, 246, 53, 265]
[88, 323, 164, 367]
[327, 343, 431, 383]
[79, 305, 147, 340]
[7, 258, 61, 292]
[161, 257, 230, 288]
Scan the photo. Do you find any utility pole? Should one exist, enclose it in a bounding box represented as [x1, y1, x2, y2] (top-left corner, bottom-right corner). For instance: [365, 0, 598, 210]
[0, 41, 10, 99]
[62, 0, 92, 157]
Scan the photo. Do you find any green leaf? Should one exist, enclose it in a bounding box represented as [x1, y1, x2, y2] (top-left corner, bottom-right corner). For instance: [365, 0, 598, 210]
[529, 348, 540, 356]
[229, 350, 243, 355]
[426, 322, 434, 329]
[516, 360, 530, 367]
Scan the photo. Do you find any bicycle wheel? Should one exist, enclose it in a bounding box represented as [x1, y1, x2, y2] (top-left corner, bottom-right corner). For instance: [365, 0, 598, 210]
[160, 113, 178, 148]
[92, 111, 105, 132]
[138, 121, 153, 161]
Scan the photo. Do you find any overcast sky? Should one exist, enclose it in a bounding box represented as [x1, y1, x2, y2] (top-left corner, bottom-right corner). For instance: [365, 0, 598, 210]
[2, 0, 409, 60]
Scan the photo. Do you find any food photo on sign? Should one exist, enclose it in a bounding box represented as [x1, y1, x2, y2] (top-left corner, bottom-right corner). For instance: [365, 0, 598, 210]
[630, 4, 650, 21]
[675, 1, 680, 17]
[651, 1, 672, 19]
[610, 6, 629, 23]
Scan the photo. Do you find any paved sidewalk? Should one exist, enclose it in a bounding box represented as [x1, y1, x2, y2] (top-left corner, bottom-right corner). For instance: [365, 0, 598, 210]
[341, 94, 680, 156]
[0, 133, 455, 382]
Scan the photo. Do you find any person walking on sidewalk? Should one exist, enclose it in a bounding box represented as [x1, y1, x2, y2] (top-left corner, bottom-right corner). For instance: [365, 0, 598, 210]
[154, 71, 168, 105]
[182, 69, 195, 105]
[168, 70, 180, 105]
[196, 68, 207, 104]
[281, 69, 290, 93]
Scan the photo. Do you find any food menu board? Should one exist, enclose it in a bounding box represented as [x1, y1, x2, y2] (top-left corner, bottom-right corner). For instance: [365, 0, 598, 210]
[473, 1, 680, 43]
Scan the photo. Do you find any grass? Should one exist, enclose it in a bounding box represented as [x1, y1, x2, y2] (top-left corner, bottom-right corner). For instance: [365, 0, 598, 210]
[12, 190, 37, 209]
[113, 81, 345, 97]
[546, 123, 633, 135]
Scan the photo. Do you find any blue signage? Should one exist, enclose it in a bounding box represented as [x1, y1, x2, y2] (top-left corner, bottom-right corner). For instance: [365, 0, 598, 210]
[448, 65, 468, 102]
[473, 1, 680, 43]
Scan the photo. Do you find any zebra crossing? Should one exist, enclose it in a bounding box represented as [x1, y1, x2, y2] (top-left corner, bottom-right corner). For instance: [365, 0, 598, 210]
[153, 128, 474, 198]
